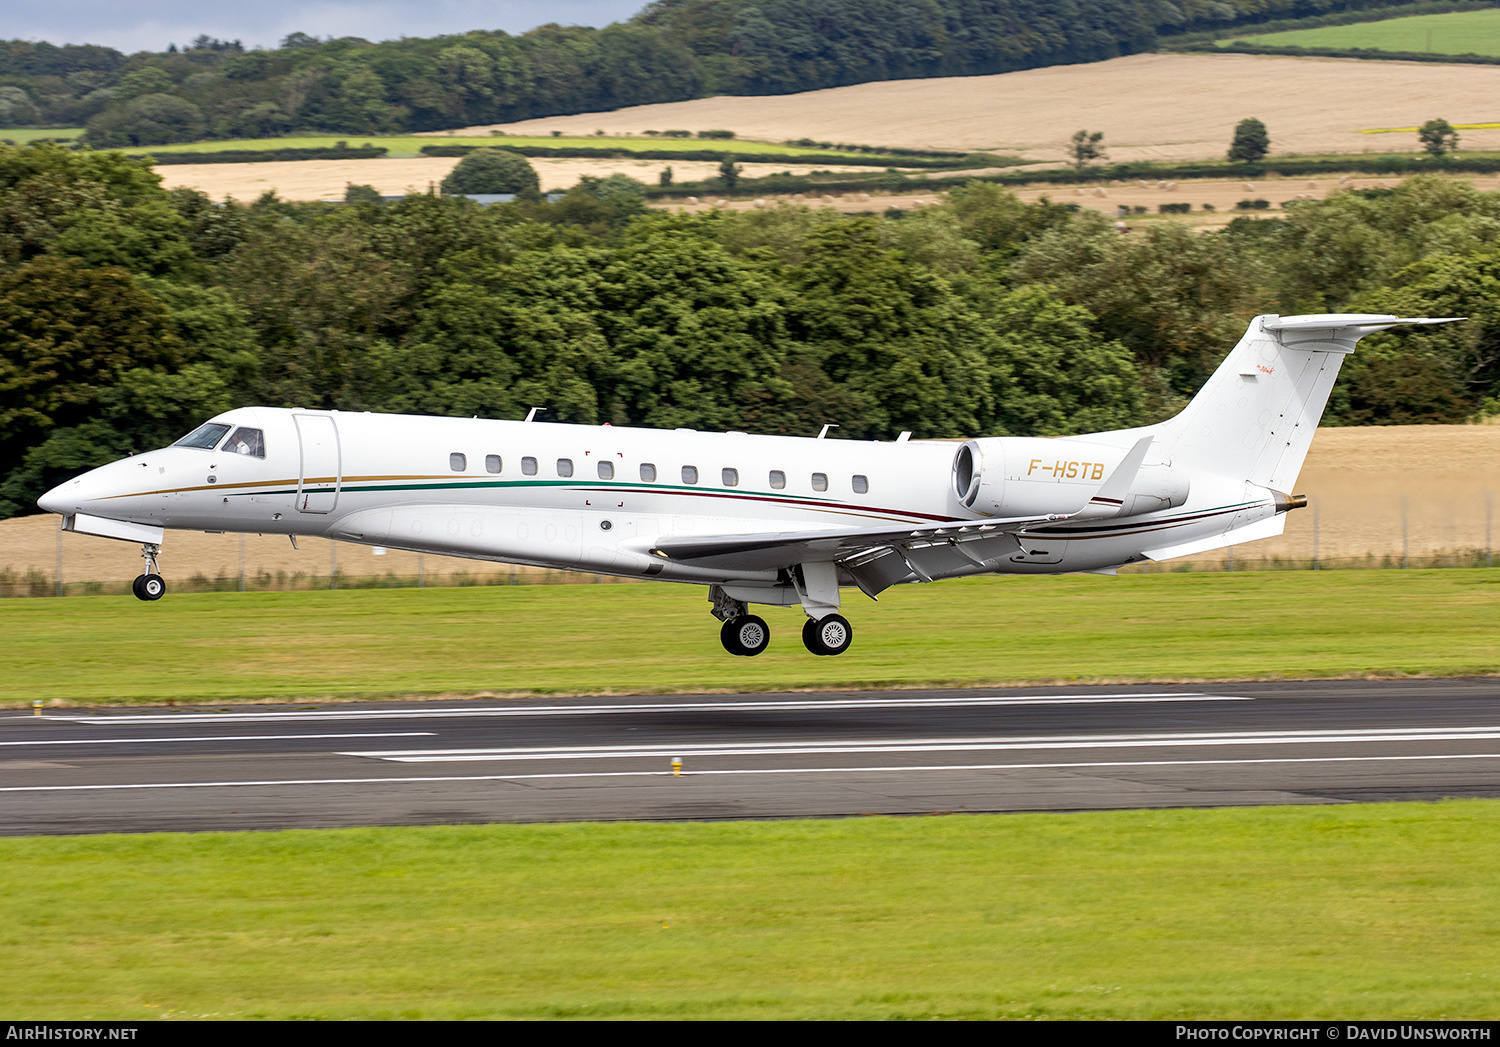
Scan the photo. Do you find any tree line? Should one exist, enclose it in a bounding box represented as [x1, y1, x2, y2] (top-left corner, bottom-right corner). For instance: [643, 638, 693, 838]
[3, 141, 1500, 518]
[0, 0, 1443, 145]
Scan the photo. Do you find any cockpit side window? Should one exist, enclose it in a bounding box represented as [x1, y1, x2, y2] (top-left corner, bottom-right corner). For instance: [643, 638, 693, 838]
[174, 422, 232, 450]
[223, 427, 265, 458]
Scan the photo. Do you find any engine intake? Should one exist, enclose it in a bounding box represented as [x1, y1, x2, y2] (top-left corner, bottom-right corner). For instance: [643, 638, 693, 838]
[953, 437, 1188, 519]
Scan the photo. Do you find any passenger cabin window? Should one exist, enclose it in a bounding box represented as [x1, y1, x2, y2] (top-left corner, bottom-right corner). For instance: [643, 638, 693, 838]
[174, 422, 231, 451]
[557, 458, 574, 478]
[640, 463, 657, 482]
[812, 472, 828, 492]
[485, 454, 502, 474]
[223, 427, 265, 458]
[450, 453, 467, 472]
[722, 468, 739, 487]
[769, 470, 786, 490]
[522, 457, 538, 476]
[682, 465, 698, 485]
[598, 461, 614, 480]
[852, 474, 869, 494]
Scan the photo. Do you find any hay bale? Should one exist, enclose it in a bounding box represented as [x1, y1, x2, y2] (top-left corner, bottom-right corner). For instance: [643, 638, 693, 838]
[685, 196, 699, 204]
[1074, 187, 1085, 196]
[1094, 187, 1108, 197]
[1243, 182, 1256, 191]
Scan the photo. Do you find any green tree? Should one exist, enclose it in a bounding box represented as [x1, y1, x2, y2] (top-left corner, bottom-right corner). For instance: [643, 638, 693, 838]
[84, 93, 206, 147]
[600, 221, 787, 430]
[1418, 119, 1459, 158]
[782, 218, 991, 438]
[1068, 130, 1105, 171]
[1227, 118, 1269, 162]
[0, 87, 38, 127]
[439, 148, 540, 195]
[113, 67, 175, 102]
[981, 284, 1144, 436]
[718, 156, 741, 190]
[0, 258, 180, 467]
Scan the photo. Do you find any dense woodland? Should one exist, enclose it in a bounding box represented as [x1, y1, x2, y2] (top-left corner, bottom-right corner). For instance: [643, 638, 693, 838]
[0, 0, 1443, 144]
[3, 143, 1499, 518]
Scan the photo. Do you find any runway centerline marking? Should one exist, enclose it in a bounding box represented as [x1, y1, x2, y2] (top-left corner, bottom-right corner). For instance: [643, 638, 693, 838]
[3, 752, 1499, 792]
[39, 693, 1247, 725]
[0, 732, 435, 747]
[339, 726, 1500, 763]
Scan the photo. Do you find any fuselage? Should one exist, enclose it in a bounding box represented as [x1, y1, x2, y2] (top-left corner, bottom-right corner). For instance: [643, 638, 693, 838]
[38, 406, 1276, 587]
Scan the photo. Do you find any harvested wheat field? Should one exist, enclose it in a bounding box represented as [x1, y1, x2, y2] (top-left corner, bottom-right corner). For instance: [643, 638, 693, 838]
[4, 425, 1496, 594]
[455, 52, 1500, 164]
[154, 156, 842, 203]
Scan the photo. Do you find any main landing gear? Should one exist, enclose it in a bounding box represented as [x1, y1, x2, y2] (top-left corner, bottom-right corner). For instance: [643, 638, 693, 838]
[708, 585, 854, 657]
[721, 615, 770, 657]
[801, 614, 853, 657]
[711, 585, 769, 656]
[132, 543, 166, 602]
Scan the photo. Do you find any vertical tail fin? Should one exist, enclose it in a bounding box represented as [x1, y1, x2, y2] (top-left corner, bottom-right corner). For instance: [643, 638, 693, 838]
[1155, 314, 1462, 490]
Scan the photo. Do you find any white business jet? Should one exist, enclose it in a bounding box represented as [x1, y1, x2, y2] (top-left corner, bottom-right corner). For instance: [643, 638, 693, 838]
[38, 313, 1456, 657]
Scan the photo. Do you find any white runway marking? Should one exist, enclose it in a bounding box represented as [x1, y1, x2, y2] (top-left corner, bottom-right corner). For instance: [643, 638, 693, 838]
[0, 732, 435, 747]
[2, 752, 1498, 792]
[37, 693, 1246, 725]
[340, 726, 1500, 763]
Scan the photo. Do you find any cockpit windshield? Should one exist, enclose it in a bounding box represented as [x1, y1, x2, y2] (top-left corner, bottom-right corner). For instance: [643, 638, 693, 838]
[173, 422, 232, 450]
[222, 427, 265, 458]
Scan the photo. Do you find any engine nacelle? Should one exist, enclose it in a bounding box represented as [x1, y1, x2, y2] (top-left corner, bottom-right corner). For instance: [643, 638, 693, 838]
[952, 437, 1189, 519]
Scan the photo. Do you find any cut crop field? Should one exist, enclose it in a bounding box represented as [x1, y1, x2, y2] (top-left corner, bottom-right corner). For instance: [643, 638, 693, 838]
[462, 52, 1500, 163]
[3, 802, 1498, 1019]
[1224, 9, 1500, 57]
[5, 570, 1500, 706]
[151, 155, 844, 202]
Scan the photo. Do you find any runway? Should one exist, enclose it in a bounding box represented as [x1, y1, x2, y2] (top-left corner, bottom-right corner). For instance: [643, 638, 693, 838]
[2, 679, 1499, 834]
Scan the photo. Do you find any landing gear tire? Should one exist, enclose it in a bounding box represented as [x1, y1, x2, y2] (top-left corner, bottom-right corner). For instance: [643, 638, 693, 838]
[720, 615, 770, 657]
[132, 574, 165, 601]
[802, 613, 852, 656]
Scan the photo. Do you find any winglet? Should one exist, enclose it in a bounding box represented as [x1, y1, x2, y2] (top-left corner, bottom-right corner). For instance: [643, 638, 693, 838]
[1072, 436, 1153, 521]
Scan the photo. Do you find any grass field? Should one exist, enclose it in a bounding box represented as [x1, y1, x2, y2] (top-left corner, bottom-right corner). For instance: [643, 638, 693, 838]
[3, 802, 1498, 1019]
[0, 128, 83, 144]
[113, 134, 923, 162]
[1224, 10, 1500, 56]
[5, 570, 1499, 706]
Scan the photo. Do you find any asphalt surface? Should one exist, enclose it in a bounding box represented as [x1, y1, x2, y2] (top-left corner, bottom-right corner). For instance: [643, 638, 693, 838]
[2, 679, 1499, 835]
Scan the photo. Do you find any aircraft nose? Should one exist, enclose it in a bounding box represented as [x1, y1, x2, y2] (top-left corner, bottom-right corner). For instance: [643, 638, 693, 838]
[37, 478, 80, 516]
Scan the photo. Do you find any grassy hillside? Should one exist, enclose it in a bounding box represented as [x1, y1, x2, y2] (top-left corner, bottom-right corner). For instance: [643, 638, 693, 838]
[1224, 8, 1500, 55]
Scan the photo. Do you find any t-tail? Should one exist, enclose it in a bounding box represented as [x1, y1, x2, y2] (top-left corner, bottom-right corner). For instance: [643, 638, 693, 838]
[1152, 313, 1463, 491]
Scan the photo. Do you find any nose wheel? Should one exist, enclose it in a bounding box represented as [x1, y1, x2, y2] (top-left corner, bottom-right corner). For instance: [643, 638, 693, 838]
[802, 614, 853, 656]
[132, 543, 166, 601]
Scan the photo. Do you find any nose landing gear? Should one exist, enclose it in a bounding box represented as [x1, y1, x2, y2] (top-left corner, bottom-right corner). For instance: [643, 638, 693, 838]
[131, 543, 166, 601]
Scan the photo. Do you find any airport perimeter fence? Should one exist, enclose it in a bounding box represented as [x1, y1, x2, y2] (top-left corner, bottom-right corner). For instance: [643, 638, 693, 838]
[3, 495, 1498, 596]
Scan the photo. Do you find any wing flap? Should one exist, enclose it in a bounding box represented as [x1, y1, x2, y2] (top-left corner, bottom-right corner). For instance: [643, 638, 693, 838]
[649, 515, 1049, 572]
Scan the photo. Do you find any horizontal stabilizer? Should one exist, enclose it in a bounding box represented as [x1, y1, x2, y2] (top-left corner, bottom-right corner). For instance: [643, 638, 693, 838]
[1260, 314, 1464, 353]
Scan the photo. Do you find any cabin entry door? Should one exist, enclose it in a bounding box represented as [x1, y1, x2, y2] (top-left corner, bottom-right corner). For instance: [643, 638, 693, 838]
[294, 414, 342, 513]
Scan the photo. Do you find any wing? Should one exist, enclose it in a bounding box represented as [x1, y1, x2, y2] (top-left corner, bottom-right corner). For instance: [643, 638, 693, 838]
[649, 514, 1053, 581]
